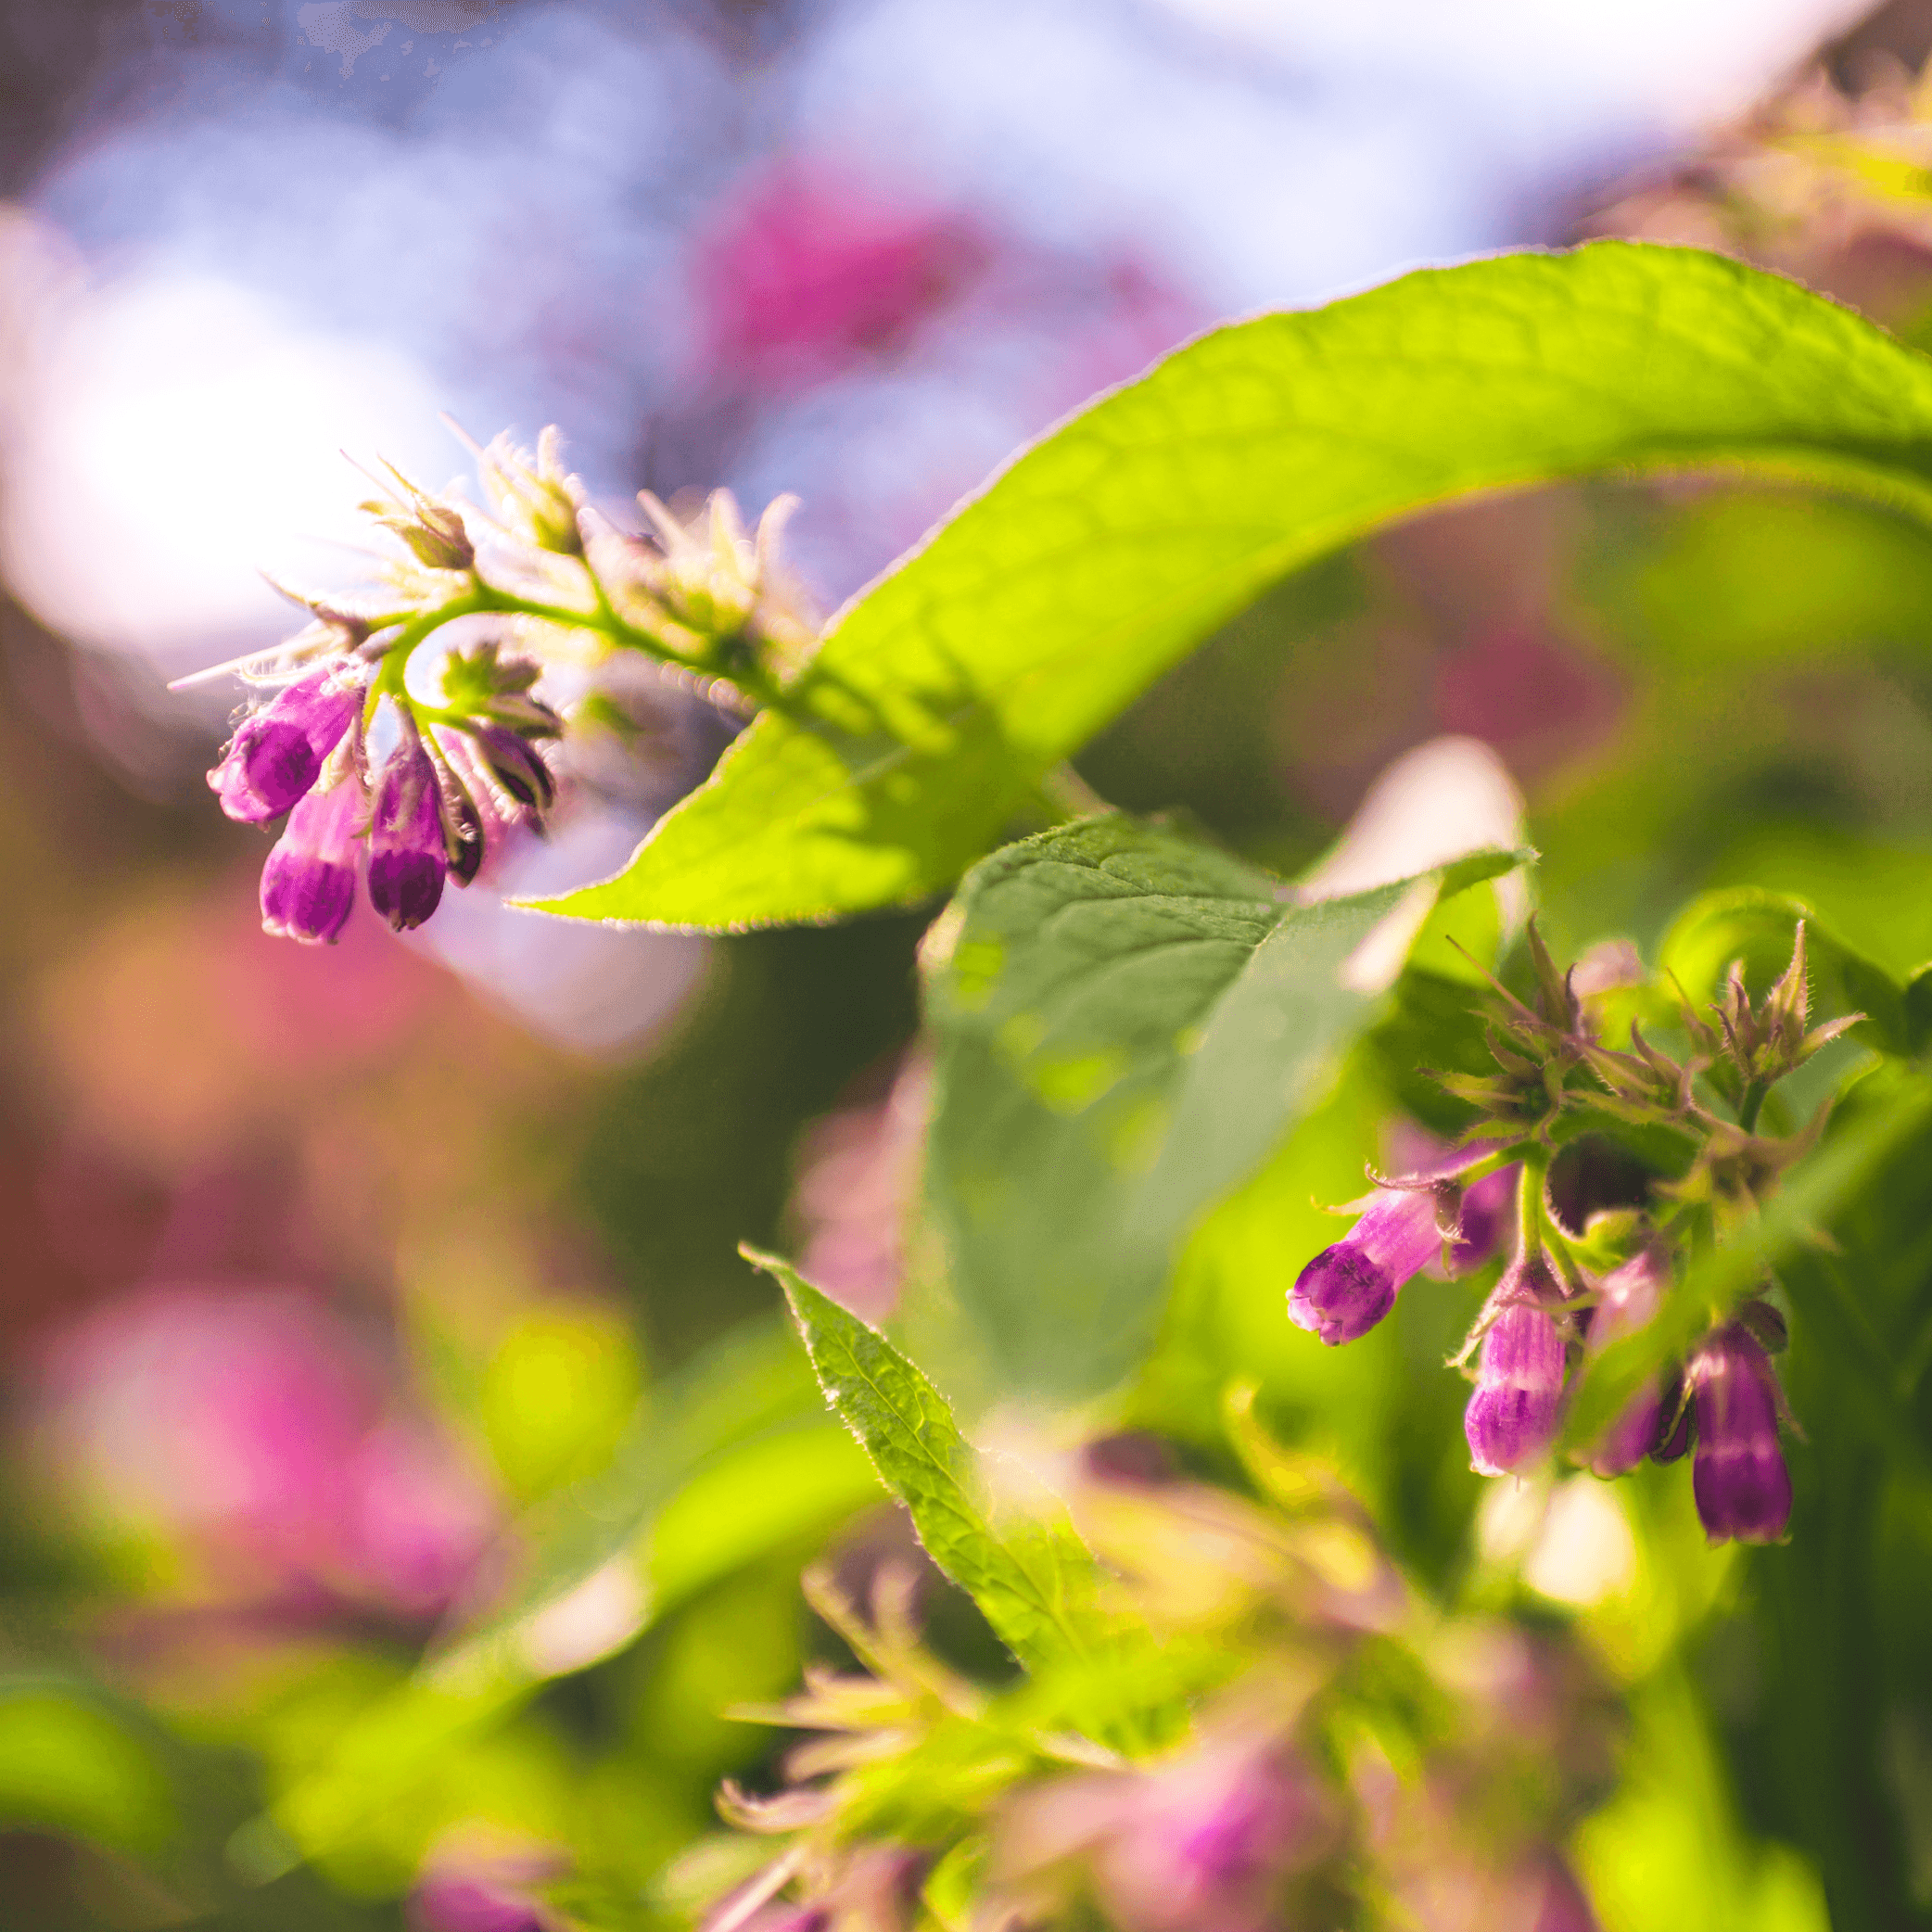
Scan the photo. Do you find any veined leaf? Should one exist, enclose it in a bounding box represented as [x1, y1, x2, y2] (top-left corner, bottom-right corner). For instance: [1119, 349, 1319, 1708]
[749, 1248, 1134, 1678]
[922, 814, 1526, 1400]
[531, 242, 1932, 931]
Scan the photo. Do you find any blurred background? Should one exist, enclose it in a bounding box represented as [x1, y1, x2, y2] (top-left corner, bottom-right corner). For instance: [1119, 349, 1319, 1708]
[8, 0, 1932, 1926]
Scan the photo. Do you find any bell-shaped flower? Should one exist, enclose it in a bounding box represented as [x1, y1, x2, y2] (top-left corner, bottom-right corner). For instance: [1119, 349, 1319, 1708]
[1290, 1183, 1442, 1345]
[368, 724, 449, 932]
[1578, 1244, 1670, 1477]
[1291, 1145, 1510, 1346]
[1465, 1252, 1569, 1476]
[209, 667, 362, 823]
[1689, 1324, 1792, 1544]
[260, 766, 367, 944]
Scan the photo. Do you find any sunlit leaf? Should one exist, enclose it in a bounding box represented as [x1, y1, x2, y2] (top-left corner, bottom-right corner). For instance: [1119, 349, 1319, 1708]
[923, 814, 1527, 1400]
[749, 1248, 1135, 1678]
[532, 242, 1932, 930]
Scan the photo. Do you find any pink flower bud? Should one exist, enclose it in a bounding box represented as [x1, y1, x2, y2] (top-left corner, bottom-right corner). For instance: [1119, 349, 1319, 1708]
[209, 667, 362, 823]
[1290, 1185, 1442, 1345]
[260, 771, 366, 945]
[368, 730, 449, 932]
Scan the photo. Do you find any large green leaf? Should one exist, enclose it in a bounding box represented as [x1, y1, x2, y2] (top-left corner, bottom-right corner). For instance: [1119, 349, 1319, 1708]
[530, 242, 1932, 932]
[922, 814, 1525, 1400]
[750, 1248, 1133, 1678]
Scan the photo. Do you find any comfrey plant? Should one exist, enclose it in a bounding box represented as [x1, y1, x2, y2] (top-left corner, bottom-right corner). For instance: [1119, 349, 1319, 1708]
[189, 428, 813, 942]
[1291, 925, 1847, 1544]
[184, 240, 1932, 1927]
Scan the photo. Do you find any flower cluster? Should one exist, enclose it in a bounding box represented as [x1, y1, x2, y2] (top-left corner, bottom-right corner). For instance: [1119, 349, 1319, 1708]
[191, 427, 816, 944]
[1291, 924, 1851, 1545]
[691, 1418, 1611, 1932]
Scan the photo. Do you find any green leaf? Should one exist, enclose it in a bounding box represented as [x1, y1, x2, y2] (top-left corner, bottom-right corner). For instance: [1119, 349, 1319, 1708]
[747, 1246, 1130, 1678]
[922, 814, 1526, 1400]
[1561, 1073, 1932, 1453]
[530, 242, 1932, 931]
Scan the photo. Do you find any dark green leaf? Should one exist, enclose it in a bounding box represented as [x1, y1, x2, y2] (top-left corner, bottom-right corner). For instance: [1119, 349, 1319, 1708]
[530, 242, 1932, 931]
[923, 814, 1526, 1400]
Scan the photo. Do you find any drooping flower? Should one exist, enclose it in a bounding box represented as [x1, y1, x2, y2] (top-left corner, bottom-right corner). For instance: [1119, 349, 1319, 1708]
[1465, 1252, 1570, 1477]
[368, 722, 449, 932]
[1578, 1244, 1670, 1478]
[1688, 1324, 1792, 1544]
[1292, 1147, 1508, 1346]
[464, 719, 557, 811]
[260, 765, 368, 945]
[208, 666, 362, 823]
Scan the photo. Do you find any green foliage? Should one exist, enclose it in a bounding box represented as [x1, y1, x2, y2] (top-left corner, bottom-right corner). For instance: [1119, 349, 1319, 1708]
[922, 813, 1524, 1399]
[751, 1248, 1140, 1680]
[537, 241, 1932, 932]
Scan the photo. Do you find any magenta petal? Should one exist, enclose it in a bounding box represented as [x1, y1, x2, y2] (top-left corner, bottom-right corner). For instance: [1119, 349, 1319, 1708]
[210, 668, 361, 823]
[368, 735, 448, 932]
[261, 776, 364, 945]
[1691, 1327, 1791, 1543]
[1466, 1302, 1566, 1475]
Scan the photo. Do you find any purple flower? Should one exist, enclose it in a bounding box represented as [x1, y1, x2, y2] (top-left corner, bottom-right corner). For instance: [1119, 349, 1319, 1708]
[209, 667, 362, 823]
[1290, 1187, 1443, 1345]
[1450, 1160, 1519, 1273]
[1689, 1325, 1792, 1544]
[1580, 1245, 1669, 1478]
[1000, 1730, 1329, 1932]
[260, 770, 366, 945]
[467, 721, 556, 810]
[433, 726, 544, 885]
[1465, 1254, 1569, 1476]
[368, 729, 449, 932]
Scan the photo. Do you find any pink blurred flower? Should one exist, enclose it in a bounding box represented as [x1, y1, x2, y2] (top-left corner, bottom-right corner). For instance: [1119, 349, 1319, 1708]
[35, 1283, 495, 1619]
[793, 1052, 930, 1322]
[693, 161, 988, 388]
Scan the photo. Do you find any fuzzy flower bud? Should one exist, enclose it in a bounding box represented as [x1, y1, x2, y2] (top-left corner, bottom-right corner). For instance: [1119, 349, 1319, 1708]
[1465, 1252, 1568, 1477]
[1579, 1244, 1669, 1478]
[260, 768, 367, 945]
[1689, 1324, 1791, 1544]
[368, 724, 449, 932]
[209, 667, 362, 823]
